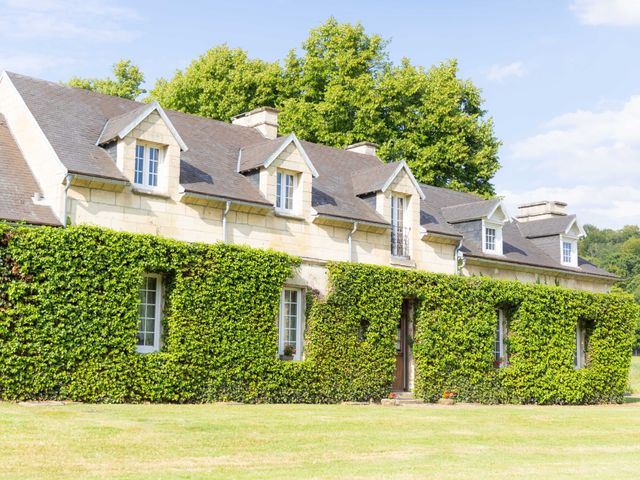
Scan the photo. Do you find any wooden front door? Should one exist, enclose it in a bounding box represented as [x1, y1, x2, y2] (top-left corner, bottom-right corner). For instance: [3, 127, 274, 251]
[393, 301, 410, 391]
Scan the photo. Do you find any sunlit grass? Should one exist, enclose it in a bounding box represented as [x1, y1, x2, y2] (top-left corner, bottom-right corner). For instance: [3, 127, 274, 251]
[1, 400, 639, 480]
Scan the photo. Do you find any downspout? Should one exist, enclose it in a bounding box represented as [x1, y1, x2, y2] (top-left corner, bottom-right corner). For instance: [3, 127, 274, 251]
[222, 200, 231, 243]
[454, 238, 464, 275]
[348, 222, 359, 262]
[62, 173, 74, 227]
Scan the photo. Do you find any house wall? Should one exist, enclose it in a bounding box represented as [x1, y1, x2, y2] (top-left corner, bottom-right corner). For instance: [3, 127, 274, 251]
[4, 98, 608, 295]
[463, 261, 612, 293]
[0, 74, 67, 222]
[67, 124, 460, 295]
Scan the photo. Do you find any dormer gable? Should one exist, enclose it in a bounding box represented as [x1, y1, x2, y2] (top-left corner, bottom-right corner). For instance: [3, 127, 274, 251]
[239, 134, 317, 217]
[97, 101, 188, 152]
[352, 161, 425, 200]
[516, 208, 585, 268]
[238, 134, 318, 178]
[442, 198, 508, 255]
[97, 102, 185, 197]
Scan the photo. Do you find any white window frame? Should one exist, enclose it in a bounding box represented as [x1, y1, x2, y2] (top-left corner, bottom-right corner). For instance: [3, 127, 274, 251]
[494, 309, 507, 367]
[134, 142, 163, 190]
[278, 287, 304, 361]
[275, 170, 296, 213]
[560, 236, 578, 267]
[137, 273, 163, 354]
[482, 220, 503, 255]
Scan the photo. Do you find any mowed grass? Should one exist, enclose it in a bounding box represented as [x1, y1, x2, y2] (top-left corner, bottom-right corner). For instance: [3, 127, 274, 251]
[1, 399, 640, 480]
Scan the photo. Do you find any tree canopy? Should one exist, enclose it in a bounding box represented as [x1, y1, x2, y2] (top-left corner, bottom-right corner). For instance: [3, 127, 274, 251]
[67, 59, 146, 100]
[580, 224, 640, 350]
[147, 18, 501, 195]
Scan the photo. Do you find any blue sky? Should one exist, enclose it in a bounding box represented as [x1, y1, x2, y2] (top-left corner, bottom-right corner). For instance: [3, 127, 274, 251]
[1, 0, 640, 228]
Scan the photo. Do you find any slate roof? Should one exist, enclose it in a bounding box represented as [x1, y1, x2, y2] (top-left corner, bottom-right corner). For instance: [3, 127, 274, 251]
[517, 215, 578, 238]
[441, 198, 503, 224]
[96, 103, 151, 145]
[419, 185, 615, 279]
[1, 72, 616, 279]
[351, 161, 404, 196]
[238, 136, 289, 173]
[0, 114, 60, 226]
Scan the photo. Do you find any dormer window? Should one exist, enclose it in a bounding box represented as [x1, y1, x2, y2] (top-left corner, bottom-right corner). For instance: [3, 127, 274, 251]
[391, 194, 409, 258]
[135, 143, 161, 189]
[561, 237, 578, 267]
[276, 170, 295, 212]
[482, 220, 503, 255]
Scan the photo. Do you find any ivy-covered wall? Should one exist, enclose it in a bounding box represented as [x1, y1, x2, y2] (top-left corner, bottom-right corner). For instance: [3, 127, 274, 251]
[0, 223, 636, 404]
[323, 263, 637, 404]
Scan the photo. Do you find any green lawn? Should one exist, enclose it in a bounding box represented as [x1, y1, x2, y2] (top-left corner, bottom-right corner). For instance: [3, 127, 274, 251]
[629, 355, 640, 393]
[1, 400, 640, 480]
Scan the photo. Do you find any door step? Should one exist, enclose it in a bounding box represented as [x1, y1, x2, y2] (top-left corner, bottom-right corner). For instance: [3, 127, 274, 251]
[381, 392, 424, 406]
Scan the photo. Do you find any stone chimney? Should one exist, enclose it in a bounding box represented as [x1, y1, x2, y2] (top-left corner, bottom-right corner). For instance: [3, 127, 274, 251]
[517, 200, 567, 222]
[345, 141, 378, 156]
[231, 107, 279, 140]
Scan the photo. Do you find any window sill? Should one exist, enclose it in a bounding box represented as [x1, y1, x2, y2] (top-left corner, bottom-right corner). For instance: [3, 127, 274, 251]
[274, 210, 306, 221]
[390, 256, 416, 268]
[136, 347, 159, 354]
[132, 187, 171, 199]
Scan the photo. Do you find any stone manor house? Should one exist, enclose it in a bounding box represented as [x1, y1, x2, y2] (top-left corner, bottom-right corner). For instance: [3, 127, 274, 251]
[0, 72, 616, 389]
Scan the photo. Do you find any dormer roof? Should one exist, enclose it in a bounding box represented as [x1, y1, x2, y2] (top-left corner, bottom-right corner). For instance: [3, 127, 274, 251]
[517, 214, 585, 239]
[237, 133, 319, 177]
[441, 198, 507, 224]
[352, 161, 426, 200]
[96, 100, 188, 151]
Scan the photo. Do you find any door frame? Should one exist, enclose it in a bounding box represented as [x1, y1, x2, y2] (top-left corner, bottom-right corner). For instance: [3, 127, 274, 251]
[394, 299, 414, 392]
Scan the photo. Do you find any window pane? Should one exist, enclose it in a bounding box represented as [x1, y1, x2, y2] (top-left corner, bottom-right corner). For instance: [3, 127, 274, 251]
[276, 172, 282, 208]
[138, 275, 160, 349]
[563, 242, 572, 264]
[135, 145, 145, 185]
[285, 174, 294, 210]
[148, 147, 159, 187]
[485, 228, 496, 251]
[279, 289, 300, 356]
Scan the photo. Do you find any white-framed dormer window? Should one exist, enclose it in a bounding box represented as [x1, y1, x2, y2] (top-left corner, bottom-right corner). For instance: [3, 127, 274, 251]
[134, 143, 162, 189]
[391, 194, 410, 258]
[561, 237, 578, 267]
[137, 274, 162, 353]
[482, 221, 503, 255]
[494, 309, 507, 367]
[278, 287, 304, 360]
[276, 170, 296, 212]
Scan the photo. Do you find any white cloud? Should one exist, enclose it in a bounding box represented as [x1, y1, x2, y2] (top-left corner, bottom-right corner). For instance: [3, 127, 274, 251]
[0, 0, 140, 42]
[500, 185, 640, 228]
[571, 0, 640, 26]
[505, 95, 640, 228]
[486, 62, 526, 82]
[511, 96, 640, 183]
[0, 53, 71, 75]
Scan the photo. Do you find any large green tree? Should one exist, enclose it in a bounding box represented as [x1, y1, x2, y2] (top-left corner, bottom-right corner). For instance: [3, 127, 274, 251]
[151, 46, 281, 121]
[580, 225, 640, 351]
[67, 59, 145, 100]
[74, 19, 501, 195]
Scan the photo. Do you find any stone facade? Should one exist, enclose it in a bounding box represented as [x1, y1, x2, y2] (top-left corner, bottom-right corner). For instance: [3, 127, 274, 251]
[0, 71, 616, 296]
